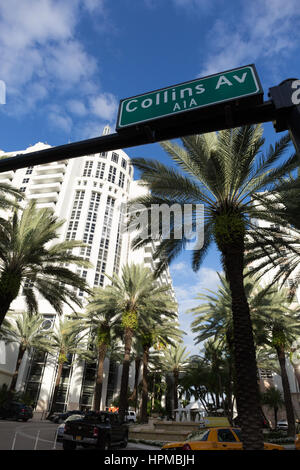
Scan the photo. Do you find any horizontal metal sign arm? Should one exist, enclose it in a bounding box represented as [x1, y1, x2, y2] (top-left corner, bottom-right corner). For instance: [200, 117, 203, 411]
[0, 100, 277, 173]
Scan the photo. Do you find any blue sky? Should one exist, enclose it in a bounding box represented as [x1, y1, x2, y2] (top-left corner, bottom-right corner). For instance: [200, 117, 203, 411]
[0, 0, 299, 354]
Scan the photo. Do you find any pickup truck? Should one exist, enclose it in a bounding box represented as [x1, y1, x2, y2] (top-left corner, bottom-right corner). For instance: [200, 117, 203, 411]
[62, 411, 128, 450]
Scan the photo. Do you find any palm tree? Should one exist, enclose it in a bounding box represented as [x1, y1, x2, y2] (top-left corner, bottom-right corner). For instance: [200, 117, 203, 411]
[99, 263, 177, 422]
[47, 318, 89, 417]
[191, 272, 300, 437]
[0, 311, 52, 392]
[190, 270, 283, 351]
[261, 387, 285, 429]
[179, 346, 232, 416]
[160, 344, 190, 413]
[0, 201, 92, 327]
[254, 288, 300, 437]
[130, 126, 296, 448]
[80, 290, 120, 411]
[139, 320, 183, 423]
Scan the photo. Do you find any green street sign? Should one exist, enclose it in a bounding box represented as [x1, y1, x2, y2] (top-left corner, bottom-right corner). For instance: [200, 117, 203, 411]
[116, 65, 262, 130]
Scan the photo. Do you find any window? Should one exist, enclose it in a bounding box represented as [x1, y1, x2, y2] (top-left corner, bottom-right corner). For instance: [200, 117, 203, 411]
[94, 196, 115, 287]
[66, 190, 85, 240]
[22, 178, 30, 184]
[121, 158, 127, 169]
[77, 269, 87, 296]
[108, 166, 117, 184]
[217, 429, 237, 442]
[82, 160, 93, 177]
[20, 187, 26, 192]
[111, 152, 119, 163]
[100, 152, 107, 158]
[41, 315, 55, 331]
[260, 369, 273, 379]
[118, 172, 125, 189]
[233, 429, 241, 441]
[26, 167, 33, 175]
[95, 162, 105, 179]
[189, 430, 209, 442]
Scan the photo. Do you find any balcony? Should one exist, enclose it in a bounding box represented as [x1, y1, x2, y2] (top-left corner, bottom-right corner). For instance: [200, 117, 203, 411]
[31, 173, 64, 184]
[27, 192, 59, 203]
[0, 178, 13, 184]
[28, 182, 61, 194]
[34, 163, 67, 175]
[36, 202, 56, 210]
[0, 170, 14, 180]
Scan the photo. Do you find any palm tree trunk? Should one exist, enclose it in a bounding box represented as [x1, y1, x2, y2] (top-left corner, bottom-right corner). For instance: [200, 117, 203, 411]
[140, 345, 150, 423]
[129, 357, 141, 412]
[221, 237, 264, 450]
[165, 373, 174, 417]
[292, 363, 300, 389]
[93, 343, 108, 411]
[9, 344, 26, 392]
[173, 370, 179, 411]
[48, 361, 64, 416]
[275, 345, 296, 436]
[0, 271, 21, 328]
[274, 406, 278, 428]
[119, 327, 134, 422]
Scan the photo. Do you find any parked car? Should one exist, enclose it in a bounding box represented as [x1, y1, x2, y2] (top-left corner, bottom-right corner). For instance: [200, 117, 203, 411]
[0, 401, 33, 422]
[161, 427, 284, 451]
[56, 414, 84, 441]
[125, 410, 137, 423]
[277, 420, 288, 431]
[62, 411, 128, 450]
[49, 410, 84, 424]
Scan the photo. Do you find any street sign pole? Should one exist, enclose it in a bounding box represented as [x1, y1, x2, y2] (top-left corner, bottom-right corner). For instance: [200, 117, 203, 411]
[268, 79, 300, 156]
[0, 66, 300, 173]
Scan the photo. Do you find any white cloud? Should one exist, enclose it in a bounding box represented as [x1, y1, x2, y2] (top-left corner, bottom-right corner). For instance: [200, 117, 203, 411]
[0, 0, 118, 133]
[90, 93, 119, 121]
[82, 0, 105, 13]
[45, 40, 98, 88]
[199, 0, 300, 79]
[67, 99, 88, 117]
[170, 264, 221, 353]
[172, 0, 212, 9]
[172, 265, 220, 313]
[48, 105, 73, 134]
[77, 120, 108, 139]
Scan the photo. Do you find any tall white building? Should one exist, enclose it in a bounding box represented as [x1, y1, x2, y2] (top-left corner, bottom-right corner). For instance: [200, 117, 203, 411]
[0, 127, 176, 413]
[249, 207, 300, 420]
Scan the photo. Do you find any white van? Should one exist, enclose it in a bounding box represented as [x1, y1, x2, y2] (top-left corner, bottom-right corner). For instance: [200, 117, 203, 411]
[125, 411, 137, 423]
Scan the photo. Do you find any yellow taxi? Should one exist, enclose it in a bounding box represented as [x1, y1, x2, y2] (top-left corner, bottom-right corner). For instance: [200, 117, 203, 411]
[162, 424, 284, 451]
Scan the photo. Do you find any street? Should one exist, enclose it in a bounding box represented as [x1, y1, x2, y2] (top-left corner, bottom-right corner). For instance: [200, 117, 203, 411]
[0, 419, 160, 451]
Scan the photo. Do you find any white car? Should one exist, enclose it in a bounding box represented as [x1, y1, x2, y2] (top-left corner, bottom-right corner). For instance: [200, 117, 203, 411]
[125, 411, 137, 423]
[277, 420, 288, 430]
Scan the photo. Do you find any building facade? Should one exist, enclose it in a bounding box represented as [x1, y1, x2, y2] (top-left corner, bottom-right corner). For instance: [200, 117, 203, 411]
[0, 127, 176, 414]
[250, 211, 300, 423]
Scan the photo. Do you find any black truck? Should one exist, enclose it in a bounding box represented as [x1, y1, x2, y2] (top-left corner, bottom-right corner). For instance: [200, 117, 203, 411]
[62, 411, 129, 450]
